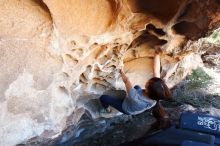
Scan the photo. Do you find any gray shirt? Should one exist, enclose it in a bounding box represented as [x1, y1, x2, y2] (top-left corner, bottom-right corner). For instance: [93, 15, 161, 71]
[122, 86, 156, 115]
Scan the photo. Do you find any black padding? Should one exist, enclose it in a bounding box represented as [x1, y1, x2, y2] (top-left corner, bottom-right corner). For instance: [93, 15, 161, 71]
[180, 112, 220, 135]
[119, 127, 215, 146]
[181, 140, 212, 146]
[214, 136, 220, 145]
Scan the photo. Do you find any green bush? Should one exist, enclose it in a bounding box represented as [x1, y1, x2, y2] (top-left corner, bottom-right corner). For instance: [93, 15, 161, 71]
[172, 67, 215, 108]
[186, 67, 212, 90]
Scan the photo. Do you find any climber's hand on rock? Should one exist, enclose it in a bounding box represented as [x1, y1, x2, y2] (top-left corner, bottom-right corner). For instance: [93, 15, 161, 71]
[154, 45, 162, 54]
[175, 56, 181, 61]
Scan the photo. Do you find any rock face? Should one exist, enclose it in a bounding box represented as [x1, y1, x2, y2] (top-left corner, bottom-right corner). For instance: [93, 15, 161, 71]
[0, 0, 220, 145]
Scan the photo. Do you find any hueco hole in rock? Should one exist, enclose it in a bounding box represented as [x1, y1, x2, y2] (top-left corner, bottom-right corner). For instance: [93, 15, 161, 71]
[0, 0, 220, 146]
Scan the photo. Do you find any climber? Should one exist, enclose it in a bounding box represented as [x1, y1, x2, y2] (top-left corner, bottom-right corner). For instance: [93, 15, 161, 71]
[99, 46, 171, 120]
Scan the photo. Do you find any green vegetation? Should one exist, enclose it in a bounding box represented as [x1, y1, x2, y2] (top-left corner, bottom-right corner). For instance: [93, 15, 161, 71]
[171, 67, 219, 108]
[186, 67, 212, 90]
[206, 29, 220, 44]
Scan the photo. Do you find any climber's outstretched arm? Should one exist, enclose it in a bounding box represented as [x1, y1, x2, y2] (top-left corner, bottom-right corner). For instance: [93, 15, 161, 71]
[153, 52, 161, 78]
[119, 69, 132, 93]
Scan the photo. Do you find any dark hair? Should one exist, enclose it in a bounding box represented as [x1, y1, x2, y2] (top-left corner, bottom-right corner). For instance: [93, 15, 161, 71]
[152, 102, 171, 129]
[147, 77, 171, 125]
[146, 77, 171, 101]
[152, 102, 167, 121]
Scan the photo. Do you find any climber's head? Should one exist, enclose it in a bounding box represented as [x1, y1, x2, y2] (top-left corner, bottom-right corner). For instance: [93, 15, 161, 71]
[145, 77, 171, 101]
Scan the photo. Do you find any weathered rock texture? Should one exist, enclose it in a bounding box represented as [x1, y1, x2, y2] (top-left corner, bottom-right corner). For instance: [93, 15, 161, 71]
[0, 0, 220, 145]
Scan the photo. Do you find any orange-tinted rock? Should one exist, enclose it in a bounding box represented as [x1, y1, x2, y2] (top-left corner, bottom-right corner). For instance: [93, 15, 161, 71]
[0, 0, 220, 145]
